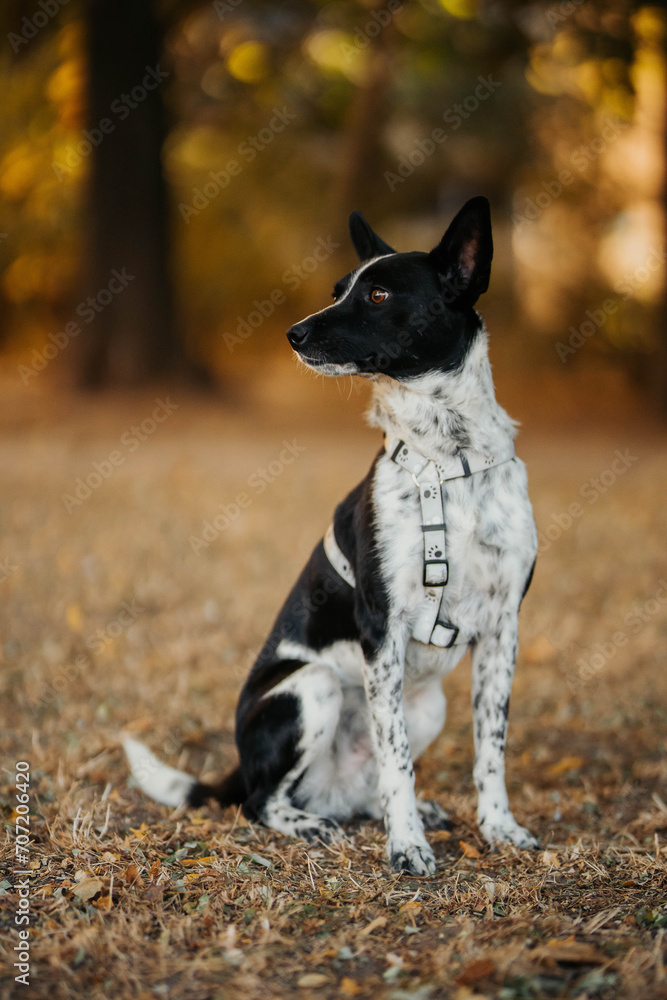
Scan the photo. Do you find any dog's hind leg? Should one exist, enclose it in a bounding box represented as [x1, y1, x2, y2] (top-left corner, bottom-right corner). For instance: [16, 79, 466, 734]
[239, 661, 346, 845]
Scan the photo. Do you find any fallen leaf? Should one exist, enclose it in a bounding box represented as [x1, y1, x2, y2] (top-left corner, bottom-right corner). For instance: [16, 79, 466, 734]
[541, 850, 561, 868]
[123, 864, 143, 885]
[180, 856, 216, 866]
[399, 900, 422, 913]
[547, 756, 584, 777]
[430, 829, 452, 842]
[479, 875, 496, 901]
[147, 860, 162, 882]
[93, 894, 113, 909]
[533, 936, 605, 965]
[297, 973, 329, 988]
[129, 823, 150, 838]
[72, 877, 104, 902]
[459, 840, 481, 859]
[455, 958, 496, 985]
[143, 885, 164, 904]
[339, 977, 361, 996]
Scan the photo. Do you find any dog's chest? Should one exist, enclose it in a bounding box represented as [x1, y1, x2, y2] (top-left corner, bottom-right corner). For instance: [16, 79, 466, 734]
[372, 453, 535, 660]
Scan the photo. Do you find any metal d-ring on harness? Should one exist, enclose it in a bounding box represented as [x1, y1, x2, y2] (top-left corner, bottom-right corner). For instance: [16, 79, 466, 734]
[323, 435, 516, 649]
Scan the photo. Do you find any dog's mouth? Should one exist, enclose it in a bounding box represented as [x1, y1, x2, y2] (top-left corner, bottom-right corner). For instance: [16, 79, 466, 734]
[295, 353, 359, 377]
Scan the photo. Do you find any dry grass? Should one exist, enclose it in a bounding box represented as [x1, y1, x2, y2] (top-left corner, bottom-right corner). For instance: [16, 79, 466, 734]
[1, 365, 667, 1000]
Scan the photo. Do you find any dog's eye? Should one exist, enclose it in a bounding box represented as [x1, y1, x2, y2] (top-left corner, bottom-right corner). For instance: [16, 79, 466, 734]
[370, 289, 389, 304]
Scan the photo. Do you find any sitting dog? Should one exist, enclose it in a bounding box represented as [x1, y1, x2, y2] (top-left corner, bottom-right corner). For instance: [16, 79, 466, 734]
[125, 196, 538, 875]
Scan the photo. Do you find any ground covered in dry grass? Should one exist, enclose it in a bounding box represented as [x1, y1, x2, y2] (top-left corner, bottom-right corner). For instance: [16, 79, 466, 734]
[1, 364, 667, 1000]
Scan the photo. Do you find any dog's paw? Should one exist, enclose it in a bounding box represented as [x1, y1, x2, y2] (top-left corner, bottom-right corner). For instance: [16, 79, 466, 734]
[298, 816, 344, 846]
[416, 799, 452, 831]
[480, 817, 538, 851]
[388, 840, 436, 876]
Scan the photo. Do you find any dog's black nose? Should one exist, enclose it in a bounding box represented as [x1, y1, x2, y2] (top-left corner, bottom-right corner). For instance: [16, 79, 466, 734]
[287, 322, 311, 348]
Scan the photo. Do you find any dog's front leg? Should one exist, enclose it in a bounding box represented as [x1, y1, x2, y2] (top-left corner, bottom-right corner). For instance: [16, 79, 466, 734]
[364, 629, 436, 875]
[471, 627, 537, 849]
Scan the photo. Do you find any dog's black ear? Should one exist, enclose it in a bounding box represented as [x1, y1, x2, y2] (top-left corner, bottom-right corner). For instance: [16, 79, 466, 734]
[429, 196, 493, 307]
[349, 211, 396, 261]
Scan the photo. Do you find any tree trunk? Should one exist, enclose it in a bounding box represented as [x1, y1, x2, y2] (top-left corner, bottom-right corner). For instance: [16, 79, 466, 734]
[658, 60, 667, 416]
[333, 30, 393, 221]
[82, 0, 203, 388]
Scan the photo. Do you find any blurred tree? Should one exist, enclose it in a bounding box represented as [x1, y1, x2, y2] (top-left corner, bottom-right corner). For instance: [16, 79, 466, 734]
[0, 0, 664, 406]
[83, 0, 202, 387]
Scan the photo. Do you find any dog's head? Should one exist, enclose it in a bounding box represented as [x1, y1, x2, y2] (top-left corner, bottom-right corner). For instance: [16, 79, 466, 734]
[287, 196, 493, 380]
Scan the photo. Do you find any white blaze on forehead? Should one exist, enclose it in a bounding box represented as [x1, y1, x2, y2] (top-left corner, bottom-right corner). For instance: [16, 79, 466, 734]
[297, 253, 395, 326]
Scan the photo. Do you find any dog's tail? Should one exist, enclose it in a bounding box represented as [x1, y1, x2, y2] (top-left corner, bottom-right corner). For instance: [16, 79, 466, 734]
[123, 736, 245, 810]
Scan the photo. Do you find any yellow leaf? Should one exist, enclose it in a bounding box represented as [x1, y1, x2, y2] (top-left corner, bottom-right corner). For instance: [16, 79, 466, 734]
[129, 823, 150, 838]
[340, 978, 361, 995]
[546, 756, 584, 776]
[180, 856, 215, 866]
[431, 829, 452, 842]
[93, 894, 113, 909]
[459, 840, 482, 858]
[399, 900, 422, 912]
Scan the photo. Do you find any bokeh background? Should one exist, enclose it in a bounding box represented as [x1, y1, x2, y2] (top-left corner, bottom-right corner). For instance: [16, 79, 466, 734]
[0, 0, 665, 404]
[2, 4, 667, 999]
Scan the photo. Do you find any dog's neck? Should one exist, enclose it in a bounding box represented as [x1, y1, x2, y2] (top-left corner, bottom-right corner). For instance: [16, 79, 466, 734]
[366, 327, 516, 459]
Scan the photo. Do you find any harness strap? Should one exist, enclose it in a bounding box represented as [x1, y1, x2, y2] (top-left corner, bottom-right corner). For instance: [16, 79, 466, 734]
[324, 522, 468, 648]
[322, 437, 515, 650]
[323, 523, 356, 590]
[385, 435, 515, 482]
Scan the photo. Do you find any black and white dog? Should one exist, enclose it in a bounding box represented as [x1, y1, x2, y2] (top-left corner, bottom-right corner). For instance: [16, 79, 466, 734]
[125, 196, 538, 875]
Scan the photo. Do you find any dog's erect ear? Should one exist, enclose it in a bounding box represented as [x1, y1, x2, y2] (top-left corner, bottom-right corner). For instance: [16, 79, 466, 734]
[349, 211, 396, 261]
[429, 196, 493, 307]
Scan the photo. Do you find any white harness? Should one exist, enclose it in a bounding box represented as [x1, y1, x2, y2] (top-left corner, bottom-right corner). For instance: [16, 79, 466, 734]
[324, 436, 515, 649]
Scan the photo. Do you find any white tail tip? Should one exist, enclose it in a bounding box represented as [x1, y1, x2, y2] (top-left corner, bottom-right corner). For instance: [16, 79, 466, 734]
[123, 736, 195, 808]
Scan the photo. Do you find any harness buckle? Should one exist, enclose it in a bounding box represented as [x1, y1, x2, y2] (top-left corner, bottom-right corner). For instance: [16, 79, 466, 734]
[423, 559, 449, 587]
[431, 622, 459, 648]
